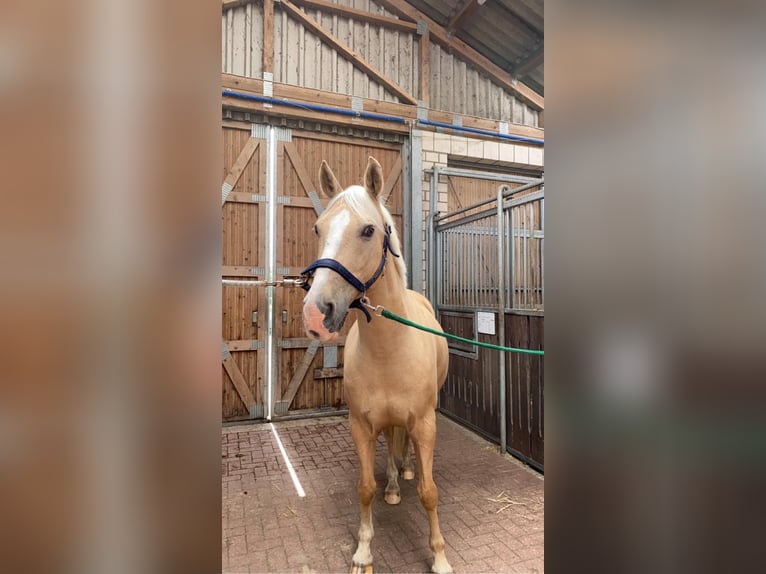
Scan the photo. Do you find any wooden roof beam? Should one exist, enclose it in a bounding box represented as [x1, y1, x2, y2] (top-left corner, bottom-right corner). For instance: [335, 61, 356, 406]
[279, 0, 418, 105]
[513, 43, 544, 79]
[374, 0, 543, 109]
[291, 0, 418, 33]
[446, 0, 485, 38]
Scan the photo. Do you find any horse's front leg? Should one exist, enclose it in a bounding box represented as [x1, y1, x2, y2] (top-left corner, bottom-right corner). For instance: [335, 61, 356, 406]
[411, 413, 453, 574]
[349, 417, 377, 574]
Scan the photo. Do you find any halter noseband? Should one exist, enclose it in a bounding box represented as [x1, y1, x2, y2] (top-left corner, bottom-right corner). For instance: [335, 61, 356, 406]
[299, 223, 400, 322]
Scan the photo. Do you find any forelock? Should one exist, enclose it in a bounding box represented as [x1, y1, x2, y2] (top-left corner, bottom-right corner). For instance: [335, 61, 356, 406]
[322, 184, 408, 286]
[329, 185, 380, 222]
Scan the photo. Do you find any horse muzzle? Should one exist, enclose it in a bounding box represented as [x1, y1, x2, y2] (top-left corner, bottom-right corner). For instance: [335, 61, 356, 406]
[303, 296, 349, 342]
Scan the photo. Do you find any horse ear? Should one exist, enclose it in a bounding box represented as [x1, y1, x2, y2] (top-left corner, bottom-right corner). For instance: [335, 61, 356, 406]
[319, 160, 343, 198]
[364, 156, 384, 199]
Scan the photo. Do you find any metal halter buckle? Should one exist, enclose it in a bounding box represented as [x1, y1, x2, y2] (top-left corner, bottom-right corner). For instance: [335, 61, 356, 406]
[359, 296, 384, 317]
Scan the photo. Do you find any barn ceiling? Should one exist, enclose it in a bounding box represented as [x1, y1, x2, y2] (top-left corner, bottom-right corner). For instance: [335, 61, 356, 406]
[403, 0, 544, 96]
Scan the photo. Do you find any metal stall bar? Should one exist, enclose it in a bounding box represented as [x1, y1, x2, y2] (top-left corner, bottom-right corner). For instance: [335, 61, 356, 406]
[497, 185, 508, 454]
[437, 179, 544, 225]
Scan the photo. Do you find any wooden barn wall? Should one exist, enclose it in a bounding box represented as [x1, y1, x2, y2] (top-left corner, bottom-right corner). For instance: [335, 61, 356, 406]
[428, 42, 539, 127]
[222, 2, 265, 80]
[222, 0, 539, 126]
[273, 1, 413, 103]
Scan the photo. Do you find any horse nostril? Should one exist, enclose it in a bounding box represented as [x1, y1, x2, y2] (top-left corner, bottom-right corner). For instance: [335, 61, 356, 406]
[318, 300, 335, 318]
[308, 329, 320, 339]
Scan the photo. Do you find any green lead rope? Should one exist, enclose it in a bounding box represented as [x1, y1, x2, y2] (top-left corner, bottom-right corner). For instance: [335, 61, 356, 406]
[379, 308, 545, 356]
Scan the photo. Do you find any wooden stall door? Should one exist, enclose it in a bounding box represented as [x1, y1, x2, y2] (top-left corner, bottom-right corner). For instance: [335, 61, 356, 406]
[273, 132, 404, 416]
[505, 313, 544, 469]
[222, 126, 267, 421]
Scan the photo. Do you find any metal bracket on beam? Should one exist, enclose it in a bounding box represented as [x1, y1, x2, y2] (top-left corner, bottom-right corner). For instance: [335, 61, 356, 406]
[249, 404, 264, 419]
[416, 20, 428, 35]
[274, 127, 292, 142]
[323, 346, 338, 369]
[272, 401, 288, 416]
[417, 101, 428, 121]
[452, 115, 463, 128]
[251, 194, 267, 203]
[307, 190, 324, 215]
[498, 121, 510, 135]
[351, 96, 363, 115]
[276, 196, 291, 205]
[222, 342, 231, 361]
[252, 124, 269, 139]
[263, 71, 274, 100]
[221, 182, 233, 205]
[249, 267, 266, 276]
[249, 341, 265, 350]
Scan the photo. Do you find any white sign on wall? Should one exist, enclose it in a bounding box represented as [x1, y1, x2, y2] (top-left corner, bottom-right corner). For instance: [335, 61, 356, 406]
[476, 311, 496, 335]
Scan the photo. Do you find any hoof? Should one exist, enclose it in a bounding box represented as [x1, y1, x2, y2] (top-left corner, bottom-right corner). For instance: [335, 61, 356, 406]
[350, 562, 373, 574]
[384, 490, 401, 505]
[402, 468, 415, 481]
[431, 561, 453, 574]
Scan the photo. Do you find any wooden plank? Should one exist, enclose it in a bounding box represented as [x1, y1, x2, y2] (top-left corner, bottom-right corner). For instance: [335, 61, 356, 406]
[280, 336, 347, 348]
[226, 192, 330, 209]
[225, 339, 263, 351]
[223, 74, 545, 140]
[281, 340, 320, 407]
[513, 44, 544, 79]
[278, 0, 417, 105]
[447, 0, 483, 36]
[223, 0, 250, 9]
[222, 343, 257, 409]
[222, 93, 410, 135]
[419, 31, 430, 105]
[263, 0, 274, 74]
[292, 0, 418, 33]
[223, 265, 262, 276]
[226, 191, 261, 204]
[314, 367, 344, 379]
[374, 0, 543, 109]
[222, 118, 252, 131]
[379, 155, 402, 204]
[283, 141, 321, 212]
[222, 137, 259, 195]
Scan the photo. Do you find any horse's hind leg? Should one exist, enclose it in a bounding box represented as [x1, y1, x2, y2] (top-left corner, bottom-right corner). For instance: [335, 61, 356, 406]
[410, 413, 452, 574]
[402, 432, 415, 480]
[383, 428, 401, 505]
[350, 417, 377, 574]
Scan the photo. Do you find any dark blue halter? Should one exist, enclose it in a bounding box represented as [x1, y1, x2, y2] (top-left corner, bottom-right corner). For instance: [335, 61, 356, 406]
[300, 223, 400, 322]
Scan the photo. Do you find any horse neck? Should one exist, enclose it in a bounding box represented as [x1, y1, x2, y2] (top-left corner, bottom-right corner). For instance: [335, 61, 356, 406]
[355, 260, 408, 344]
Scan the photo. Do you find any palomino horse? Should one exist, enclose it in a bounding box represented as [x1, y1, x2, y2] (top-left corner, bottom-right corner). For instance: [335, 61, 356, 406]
[301, 157, 452, 574]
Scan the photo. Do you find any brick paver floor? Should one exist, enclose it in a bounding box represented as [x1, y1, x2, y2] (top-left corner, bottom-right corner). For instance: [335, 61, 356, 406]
[222, 413, 543, 573]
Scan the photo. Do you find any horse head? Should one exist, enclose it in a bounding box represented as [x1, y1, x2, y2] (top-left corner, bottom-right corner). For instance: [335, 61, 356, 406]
[301, 156, 398, 342]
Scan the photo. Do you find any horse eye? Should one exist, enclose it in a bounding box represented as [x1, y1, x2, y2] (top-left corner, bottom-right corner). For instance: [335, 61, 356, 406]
[362, 225, 375, 238]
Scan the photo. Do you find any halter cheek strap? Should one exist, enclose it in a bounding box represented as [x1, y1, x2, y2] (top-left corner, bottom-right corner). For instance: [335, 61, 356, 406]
[299, 224, 400, 322]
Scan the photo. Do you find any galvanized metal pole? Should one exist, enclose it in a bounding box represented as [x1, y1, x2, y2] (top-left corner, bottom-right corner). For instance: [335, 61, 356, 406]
[497, 185, 507, 454]
[428, 166, 439, 305]
[265, 126, 277, 421]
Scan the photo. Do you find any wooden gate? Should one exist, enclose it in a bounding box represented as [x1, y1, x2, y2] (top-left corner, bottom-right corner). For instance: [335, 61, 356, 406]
[222, 123, 404, 422]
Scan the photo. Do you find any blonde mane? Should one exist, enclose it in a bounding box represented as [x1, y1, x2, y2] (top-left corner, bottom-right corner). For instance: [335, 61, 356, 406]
[327, 185, 408, 288]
